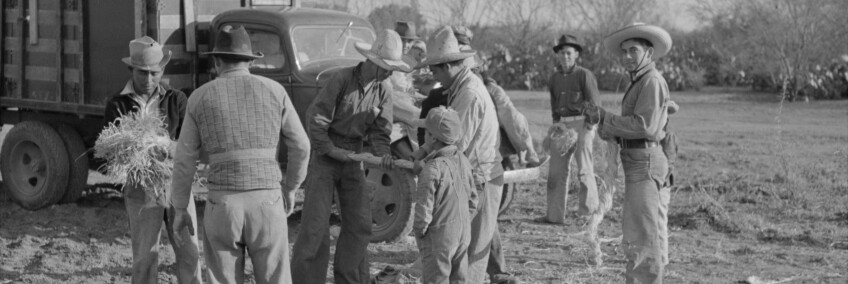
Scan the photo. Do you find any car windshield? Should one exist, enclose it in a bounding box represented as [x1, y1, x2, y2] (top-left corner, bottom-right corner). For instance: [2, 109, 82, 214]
[291, 25, 374, 69]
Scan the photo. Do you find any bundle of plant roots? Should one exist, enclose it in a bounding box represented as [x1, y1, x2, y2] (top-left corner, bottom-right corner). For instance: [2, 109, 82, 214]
[94, 110, 173, 197]
[542, 123, 579, 156]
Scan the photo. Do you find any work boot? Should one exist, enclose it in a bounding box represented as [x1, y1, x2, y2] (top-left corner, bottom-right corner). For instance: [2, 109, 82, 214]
[490, 273, 521, 284]
[372, 265, 400, 284]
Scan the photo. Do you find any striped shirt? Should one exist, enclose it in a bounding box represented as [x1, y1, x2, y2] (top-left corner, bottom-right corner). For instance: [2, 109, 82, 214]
[170, 67, 310, 209]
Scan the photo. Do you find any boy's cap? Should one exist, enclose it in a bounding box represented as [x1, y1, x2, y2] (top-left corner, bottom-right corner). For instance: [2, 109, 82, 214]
[425, 106, 464, 144]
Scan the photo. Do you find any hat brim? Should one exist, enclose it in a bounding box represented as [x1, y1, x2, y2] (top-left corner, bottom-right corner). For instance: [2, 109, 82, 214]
[603, 24, 672, 59]
[418, 50, 477, 68]
[122, 51, 172, 72]
[552, 43, 583, 53]
[355, 42, 413, 73]
[203, 51, 264, 59]
[400, 35, 419, 40]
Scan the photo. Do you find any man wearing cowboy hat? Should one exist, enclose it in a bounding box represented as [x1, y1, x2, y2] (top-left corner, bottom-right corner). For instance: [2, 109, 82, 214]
[102, 36, 201, 284]
[170, 25, 311, 283]
[415, 25, 505, 284]
[545, 34, 602, 225]
[290, 29, 408, 284]
[584, 23, 673, 283]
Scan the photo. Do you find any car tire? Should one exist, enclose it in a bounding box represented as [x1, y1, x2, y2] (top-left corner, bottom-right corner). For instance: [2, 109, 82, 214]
[52, 123, 89, 204]
[0, 121, 69, 210]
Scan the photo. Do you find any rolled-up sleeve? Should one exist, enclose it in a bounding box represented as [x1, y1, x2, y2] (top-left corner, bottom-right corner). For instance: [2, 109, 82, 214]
[307, 73, 342, 156]
[279, 92, 310, 192]
[413, 162, 438, 237]
[367, 87, 393, 156]
[600, 77, 665, 139]
[170, 102, 201, 209]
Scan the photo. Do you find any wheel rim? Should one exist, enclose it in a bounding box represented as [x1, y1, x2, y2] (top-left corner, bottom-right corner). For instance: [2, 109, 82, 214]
[367, 168, 403, 232]
[8, 141, 48, 199]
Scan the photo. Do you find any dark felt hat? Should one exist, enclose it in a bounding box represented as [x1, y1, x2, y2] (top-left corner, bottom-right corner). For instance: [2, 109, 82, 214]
[553, 34, 583, 53]
[395, 21, 419, 40]
[204, 25, 264, 59]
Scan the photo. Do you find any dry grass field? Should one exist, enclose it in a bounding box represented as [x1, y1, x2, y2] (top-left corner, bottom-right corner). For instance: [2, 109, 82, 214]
[0, 87, 846, 283]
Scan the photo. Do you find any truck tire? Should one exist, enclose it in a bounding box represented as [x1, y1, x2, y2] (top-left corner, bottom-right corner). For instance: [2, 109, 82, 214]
[367, 166, 415, 243]
[52, 123, 89, 204]
[0, 121, 70, 210]
[499, 158, 517, 216]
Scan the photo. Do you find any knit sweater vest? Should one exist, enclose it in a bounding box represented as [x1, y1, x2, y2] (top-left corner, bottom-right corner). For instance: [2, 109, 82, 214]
[191, 72, 284, 191]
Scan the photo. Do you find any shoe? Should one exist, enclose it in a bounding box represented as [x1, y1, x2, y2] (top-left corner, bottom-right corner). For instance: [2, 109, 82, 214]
[491, 273, 521, 284]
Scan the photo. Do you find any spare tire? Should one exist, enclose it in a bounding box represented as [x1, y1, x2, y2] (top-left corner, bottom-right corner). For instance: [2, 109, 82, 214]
[0, 121, 69, 210]
[52, 123, 89, 204]
[368, 166, 416, 243]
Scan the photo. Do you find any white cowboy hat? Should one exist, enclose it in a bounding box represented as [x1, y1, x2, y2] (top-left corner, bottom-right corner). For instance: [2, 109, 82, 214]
[122, 36, 171, 72]
[603, 23, 672, 60]
[419, 26, 477, 67]
[355, 29, 412, 73]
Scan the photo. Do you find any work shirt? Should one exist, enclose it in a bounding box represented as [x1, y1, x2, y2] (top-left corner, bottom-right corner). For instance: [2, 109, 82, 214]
[445, 67, 503, 184]
[548, 65, 600, 121]
[414, 145, 477, 237]
[306, 62, 393, 156]
[170, 67, 310, 209]
[103, 81, 186, 141]
[598, 62, 669, 141]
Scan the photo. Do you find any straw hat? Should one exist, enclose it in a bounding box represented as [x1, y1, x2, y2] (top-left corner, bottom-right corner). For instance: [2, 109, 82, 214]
[420, 26, 476, 67]
[122, 36, 171, 72]
[355, 29, 413, 73]
[553, 34, 583, 53]
[395, 21, 419, 40]
[603, 23, 672, 59]
[205, 25, 264, 59]
[452, 25, 474, 46]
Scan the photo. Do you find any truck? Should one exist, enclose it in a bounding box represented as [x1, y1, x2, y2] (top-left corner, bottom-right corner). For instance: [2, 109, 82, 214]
[0, 0, 536, 242]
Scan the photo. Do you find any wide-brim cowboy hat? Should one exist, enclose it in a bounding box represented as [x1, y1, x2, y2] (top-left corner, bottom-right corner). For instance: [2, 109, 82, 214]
[419, 26, 476, 67]
[354, 29, 413, 73]
[603, 23, 672, 59]
[122, 36, 171, 72]
[204, 25, 264, 59]
[553, 34, 583, 53]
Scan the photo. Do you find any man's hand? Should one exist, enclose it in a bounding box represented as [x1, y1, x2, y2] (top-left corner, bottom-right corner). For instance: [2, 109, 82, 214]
[327, 148, 354, 162]
[582, 102, 605, 125]
[149, 145, 169, 161]
[170, 207, 195, 246]
[412, 159, 425, 175]
[283, 189, 296, 216]
[380, 154, 394, 170]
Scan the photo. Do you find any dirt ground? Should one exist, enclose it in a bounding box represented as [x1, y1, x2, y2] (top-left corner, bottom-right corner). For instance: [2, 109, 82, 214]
[1, 87, 846, 283]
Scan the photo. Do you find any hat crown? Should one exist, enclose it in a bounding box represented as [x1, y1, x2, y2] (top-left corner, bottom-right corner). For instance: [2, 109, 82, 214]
[372, 29, 404, 61]
[452, 25, 473, 45]
[557, 34, 581, 47]
[128, 36, 164, 68]
[426, 106, 463, 144]
[211, 25, 257, 57]
[427, 26, 461, 61]
[394, 21, 418, 39]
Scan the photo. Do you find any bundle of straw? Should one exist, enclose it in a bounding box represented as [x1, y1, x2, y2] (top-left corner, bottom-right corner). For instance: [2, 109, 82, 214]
[94, 110, 173, 197]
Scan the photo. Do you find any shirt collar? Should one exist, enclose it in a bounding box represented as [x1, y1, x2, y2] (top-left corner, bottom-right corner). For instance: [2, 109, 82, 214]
[423, 145, 459, 161]
[447, 66, 472, 96]
[558, 64, 577, 74]
[218, 67, 251, 78]
[630, 62, 655, 82]
[120, 80, 163, 97]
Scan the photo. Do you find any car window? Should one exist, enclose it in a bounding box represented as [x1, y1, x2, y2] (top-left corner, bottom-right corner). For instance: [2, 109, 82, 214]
[247, 29, 285, 71]
[291, 25, 374, 68]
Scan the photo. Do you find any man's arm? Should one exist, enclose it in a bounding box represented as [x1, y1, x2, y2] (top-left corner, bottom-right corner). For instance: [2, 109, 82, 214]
[170, 103, 202, 209]
[306, 72, 343, 156]
[279, 92, 310, 192]
[451, 90, 483, 153]
[366, 86, 393, 156]
[549, 76, 560, 122]
[583, 70, 601, 106]
[413, 162, 438, 237]
[599, 77, 666, 139]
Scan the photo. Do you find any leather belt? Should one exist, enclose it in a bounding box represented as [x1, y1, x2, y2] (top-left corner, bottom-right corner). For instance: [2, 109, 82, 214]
[208, 148, 277, 164]
[618, 138, 659, 149]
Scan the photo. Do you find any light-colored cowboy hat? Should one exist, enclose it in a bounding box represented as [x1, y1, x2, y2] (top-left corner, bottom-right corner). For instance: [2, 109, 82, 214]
[603, 23, 672, 60]
[419, 26, 476, 67]
[204, 25, 264, 59]
[122, 36, 171, 72]
[355, 29, 413, 73]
